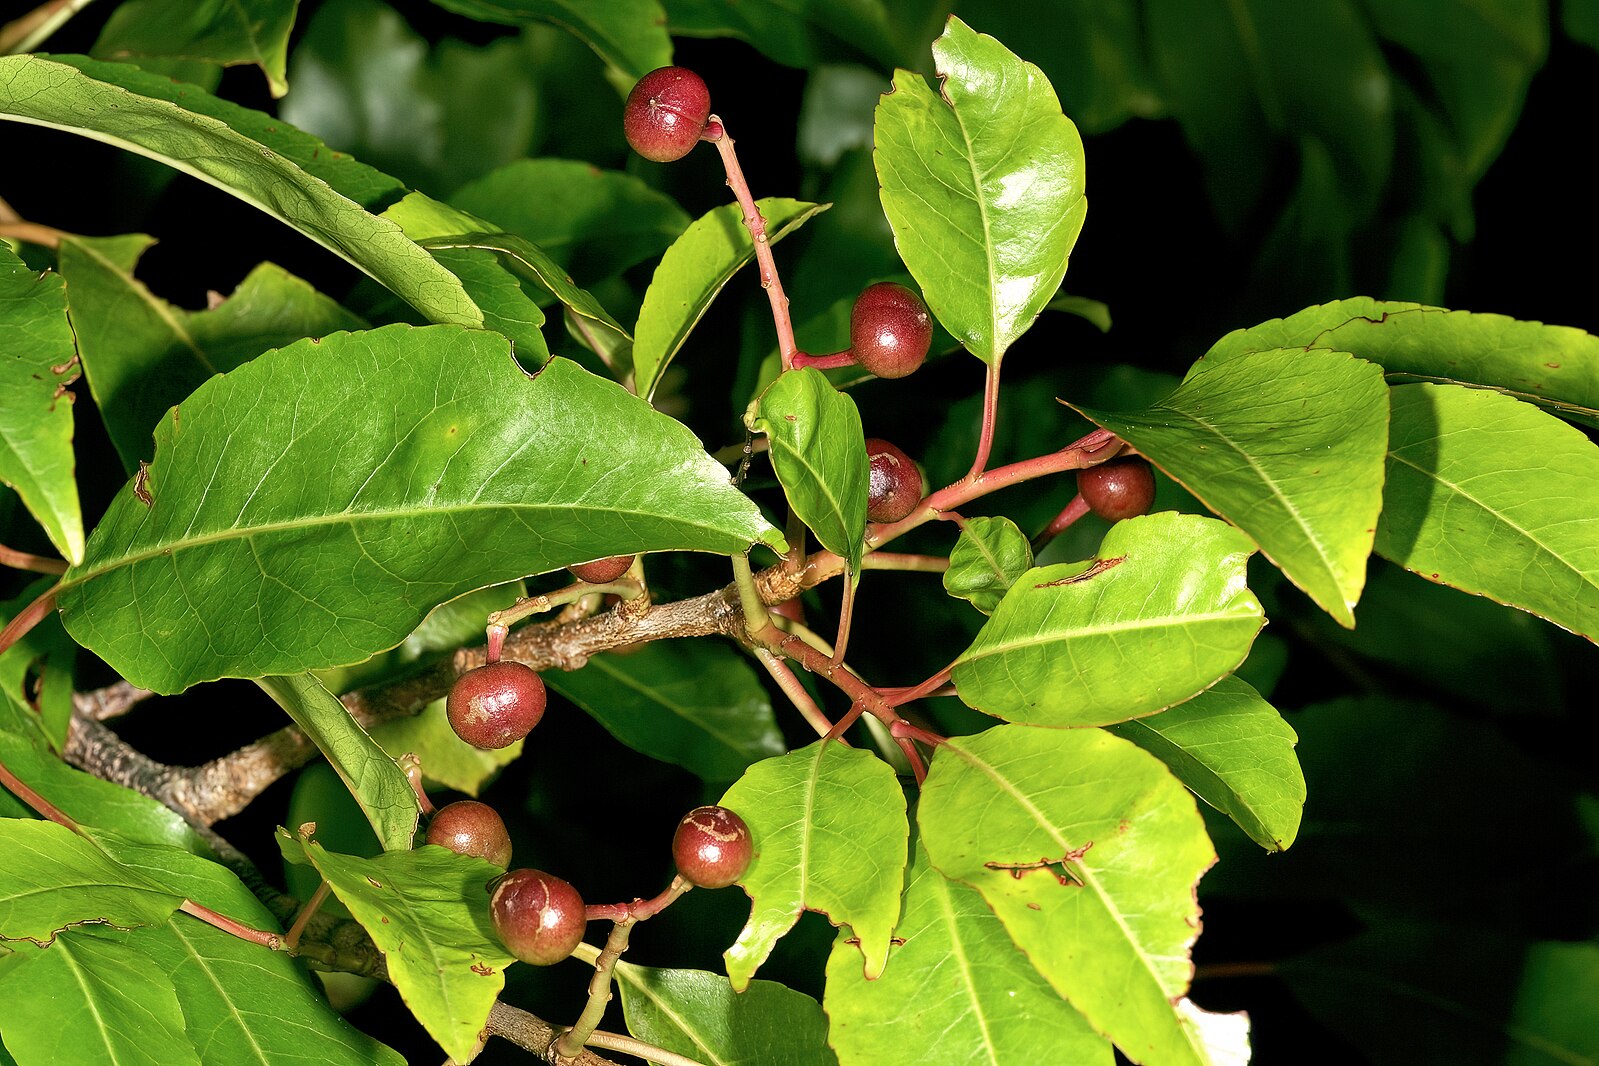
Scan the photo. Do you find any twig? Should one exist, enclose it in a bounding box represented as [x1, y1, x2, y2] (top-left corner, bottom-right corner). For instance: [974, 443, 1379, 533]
[485, 1002, 620, 1065]
[585, 1031, 709, 1066]
[72, 681, 154, 722]
[755, 649, 840, 739]
[0, 542, 67, 574]
[967, 360, 1003, 480]
[707, 121, 799, 370]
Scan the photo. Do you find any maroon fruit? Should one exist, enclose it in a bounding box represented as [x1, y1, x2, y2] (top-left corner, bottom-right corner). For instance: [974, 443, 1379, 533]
[865, 438, 924, 524]
[569, 555, 634, 584]
[446, 661, 546, 750]
[623, 66, 712, 163]
[489, 869, 586, 966]
[851, 282, 932, 379]
[1077, 457, 1157, 521]
[672, 805, 753, 889]
[426, 800, 513, 869]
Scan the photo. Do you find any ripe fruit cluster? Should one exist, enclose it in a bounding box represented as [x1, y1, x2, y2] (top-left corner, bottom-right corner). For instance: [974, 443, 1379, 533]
[1077, 456, 1157, 521]
[446, 660, 546, 750]
[672, 805, 753, 888]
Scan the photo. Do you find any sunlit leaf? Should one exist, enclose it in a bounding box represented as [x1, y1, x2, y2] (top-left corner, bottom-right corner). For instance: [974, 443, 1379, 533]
[824, 841, 1112, 1065]
[942, 515, 1032, 614]
[1378, 384, 1599, 642]
[719, 741, 908, 990]
[1077, 347, 1389, 626]
[55, 325, 780, 693]
[874, 16, 1086, 364]
[1108, 676, 1304, 851]
[544, 641, 784, 783]
[93, 0, 299, 97]
[0, 245, 81, 564]
[278, 834, 514, 1062]
[634, 198, 827, 400]
[0, 55, 479, 327]
[616, 962, 837, 1065]
[746, 368, 867, 574]
[952, 513, 1263, 726]
[0, 820, 182, 944]
[920, 725, 1246, 1065]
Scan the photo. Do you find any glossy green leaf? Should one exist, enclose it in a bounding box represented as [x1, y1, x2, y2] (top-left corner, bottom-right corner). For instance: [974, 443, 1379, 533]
[1282, 922, 1599, 1065]
[634, 198, 827, 400]
[544, 640, 784, 783]
[952, 513, 1263, 726]
[282, 0, 540, 195]
[0, 579, 74, 752]
[1378, 384, 1599, 642]
[430, 0, 672, 78]
[1202, 297, 1426, 362]
[279, 834, 515, 1062]
[0, 55, 479, 328]
[59, 236, 364, 471]
[1108, 676, 1304, 852]
[256, 673, 418, 853]
[824, 840, 1112, 1066]
[615, 962, 836, 1066]
[452, 159, 691, 284]
[55, 325, 781, 693]
[874, 16, 1086, 364]
[92, 0, 299, 97]
[943, 515, 1033, 614]
[663, 0, 901, 70]
[1078, 347, 1389, 626]
[747, 368, 867, 574]
[919, 725, 1247, 1066]
[0, 931, 199, 1066]
[0, 820, 182, 944]
[718, 741, 908, 990]
[0, 245, 81, 564]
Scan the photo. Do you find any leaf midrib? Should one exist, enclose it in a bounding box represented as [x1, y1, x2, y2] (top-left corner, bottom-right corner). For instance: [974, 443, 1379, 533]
[615, 967, 733, 1066]
[958, 609, 1258, 664]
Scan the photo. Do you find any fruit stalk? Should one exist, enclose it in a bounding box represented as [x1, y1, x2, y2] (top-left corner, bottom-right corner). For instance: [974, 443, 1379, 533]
[709, 125, 800, 370]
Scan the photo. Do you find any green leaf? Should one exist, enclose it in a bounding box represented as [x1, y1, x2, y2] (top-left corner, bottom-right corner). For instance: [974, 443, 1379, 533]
[1377, 384, 1599, 642]
[718, 741, 909, 990]
[282, 0, 540, 195]
[615, 962, 837, 1066]
[0, 579, 74, 752]
[942, 515, 1033, 614]
[824, 840, 1112, 1066]
[951, 513, 1263, 726]
[279, 834, 515, 1062]
[1281, 922, 1599, 1065]
[543, 641, 785, 783]
[256, 673, 419, 853]
[0, 931, 200, 1066]
[55, 325, 781, 693]
[874, 16, 1087, 364]
[59, 235, 364, 472]
[92, 0, 299, 98]
[919, 725, 1247, 1066]
[0, 55, 480, 328]
[1107, 676, 1304, 852]
[634, 198, 827, 400]
[663, 0, 901, 69]
[1077, 347, 1389, 626]
[1569, 0, 1599, 52]
[0, 820, 182, 944]
[1202, 297, 1427, 363]
[746, 368, 867, 574]
[453, 159, 691, 285]
[0, 245, 82, 564]
[430, 0, 673, 78]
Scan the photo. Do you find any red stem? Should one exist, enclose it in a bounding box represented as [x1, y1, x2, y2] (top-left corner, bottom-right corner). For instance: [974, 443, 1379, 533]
[0, 754, 77, 829]
[966, 360, 1003, 480]
[180, 899, 282, 950]
[1035, 494, 1092, 549]
[829, 572, 856, 666]
[791, 350, 857, 371]
[584, 876, 692, 923]
[0, 543, 67, 575]
[755, 649, 843, 741]
[710, 120, 799, 370]
[0, 584, 58, 659]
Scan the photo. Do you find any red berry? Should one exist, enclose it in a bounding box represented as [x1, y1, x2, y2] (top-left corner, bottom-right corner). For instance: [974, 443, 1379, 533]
[446, 661, 546, 750]
[865, 438, 924, 524]
[851, 283, 932, 379]
[623, 67, 712, 163]
[672, 805, 753, 889]
[426, 800, 513, 869]
[489, 869, 586, 966]
[1077, 457, 1157, 521]
[569, 555, 634, 584]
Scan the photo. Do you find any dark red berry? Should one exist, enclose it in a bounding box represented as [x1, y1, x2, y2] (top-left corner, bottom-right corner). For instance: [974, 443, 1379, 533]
[489, 869, 586, 966]
[623, 66, 712, 162]
[426, 800, 513, 869]
[569, 555, 634, 584]
[446, 661, 546, 750]
[672, 805, 753, 889]
[851, 283, 932, 379]
[1077, 457, 1157, 521]
[865, 438, 924, 524]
